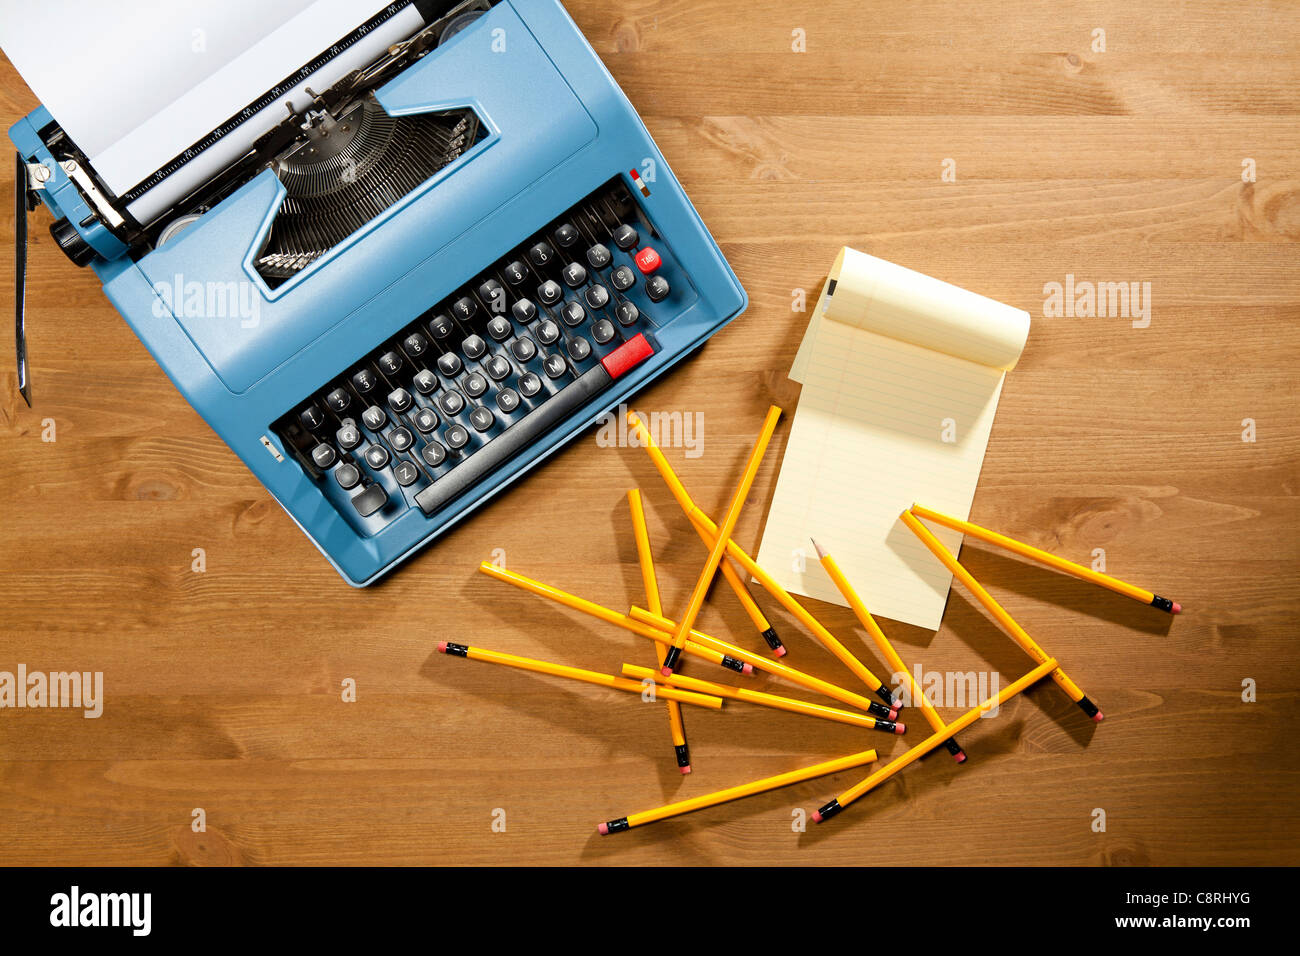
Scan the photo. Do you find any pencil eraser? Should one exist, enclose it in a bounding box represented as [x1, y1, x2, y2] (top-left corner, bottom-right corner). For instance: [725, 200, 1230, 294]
[894, 722, 906, 735]
[1092, 711, 1105, 723]
[888, 706, 900, 721]
[954, 750, 967, 763]
[597, 822, 609, 835]
[741, 663, 754, 675]
[773, 646, 787, 658]
[660, 666, 673, 676]
[436, 641, 447, 653]
[811, 810, 823, 823]
[680, 765, 691, 775]
[1172, 602, 1182, 614]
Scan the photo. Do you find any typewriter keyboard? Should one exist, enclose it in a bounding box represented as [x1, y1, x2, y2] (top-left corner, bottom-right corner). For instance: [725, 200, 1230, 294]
[272, 177, 682, 533]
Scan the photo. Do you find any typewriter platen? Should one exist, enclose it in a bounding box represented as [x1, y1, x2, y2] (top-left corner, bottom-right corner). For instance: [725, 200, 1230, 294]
[7, 0, 747, 585]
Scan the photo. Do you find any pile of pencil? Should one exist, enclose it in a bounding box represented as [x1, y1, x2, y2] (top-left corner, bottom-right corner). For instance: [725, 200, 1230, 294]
[439, 405, 1180, 834]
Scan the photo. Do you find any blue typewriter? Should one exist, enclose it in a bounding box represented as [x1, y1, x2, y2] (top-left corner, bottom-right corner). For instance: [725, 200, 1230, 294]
[7, 0, 746, 585]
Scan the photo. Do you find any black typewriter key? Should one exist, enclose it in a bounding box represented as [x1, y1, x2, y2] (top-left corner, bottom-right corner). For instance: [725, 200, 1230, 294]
[611, 264, 636, 292]
[352, 483, 387, 518]
[352, 367, 378, 394]
[325, 388, 351, 413]
[393, 461, 420, 487]
[413, 408, 439, 433]
[562, 262, 588, 288]
[413, 369, 438, 394]
[485, 355, 511, 381]
[518, 372, 543, 398]
[591, 319, 616, 345]
[512, 298, 538, 324]
[469, 406, 495, 432]
[421, 441, 447, 468]
[561, 301, 586, 327]
[462, 334, 487, 360]
[335, 462, 361, 490]
[337, 422, 362, 451]
[310, 443, 337, 469]
[613, 224, 639, 250]
[445, 423, 470, 450]
[463, 372, 489, 398]
[390, 427, 414, 453]
[528, 241, 555, 268]
[645, 275, 670, 303]
[436, 353, 463, 377]
[438, 390, 466, 416]
[478, 279, 506, 313]
[536, 319, 561, 345]
[503, 260, 529, 285]
[428, 314, 455, 340]
[510, 337, 537, 362]
[555, 223, 580, 248]
[402, 333, 429, 359]
[361, 405, 387, 431]
[496, 388, 521, 414]
[486, 316, 512, 341]
[543, 353, 567, 379]
[299, 404, 326, 431]
[364, 445, 390, 469]
[387, 388, 413, 413]
[452, 296, 477, 322]
[567, 337, 592, 362]
[616, 301, 640, 326]
[585, 284, 610, 310]
[378, 351, 403, 376]
[537, 279, 562, 306]
[586, 243, 612, 269]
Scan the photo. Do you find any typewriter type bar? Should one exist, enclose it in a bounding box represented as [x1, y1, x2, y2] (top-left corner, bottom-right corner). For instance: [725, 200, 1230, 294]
[272, 177, 669, 530]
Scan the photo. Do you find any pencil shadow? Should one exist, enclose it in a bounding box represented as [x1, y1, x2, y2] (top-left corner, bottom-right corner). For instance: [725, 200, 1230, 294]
[877, 616, 945, 654]
[792, 715, 1039, 848]
[610, 496, 645, 608]
[578, 778, 829, 863]
[418, 646, 664, 758]
[942, 590, 1099, 751]
[954, 545, 1174, 637]
[430, 565, 698, 762]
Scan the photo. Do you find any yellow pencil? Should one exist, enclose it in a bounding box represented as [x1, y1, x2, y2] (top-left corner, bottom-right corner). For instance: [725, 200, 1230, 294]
[813, 658, 1058, 823]
[628, 606, 899, 722]
[900, 509, 1104, 722]
[599, 749, 878, 834]
[477, 563, 893, 722]
[719, 554, 788, 657]
[661, 405, 783, 673]
[621, 664, 901, 732]
[478, 563, 756, 676]
[627, 410, 899, 709]
[436, 641, 724, 709]
[628, 489, 691, 773]
[910, 503, 1181, 614]
[623, 418, 785, 656]
[812, 538, 963, 761]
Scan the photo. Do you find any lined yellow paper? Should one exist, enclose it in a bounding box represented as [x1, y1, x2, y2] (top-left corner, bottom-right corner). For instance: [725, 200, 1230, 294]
[758, 248, 1030, 630]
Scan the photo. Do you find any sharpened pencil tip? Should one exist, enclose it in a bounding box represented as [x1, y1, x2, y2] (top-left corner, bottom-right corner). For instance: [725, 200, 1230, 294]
[810, 538, 828, 559]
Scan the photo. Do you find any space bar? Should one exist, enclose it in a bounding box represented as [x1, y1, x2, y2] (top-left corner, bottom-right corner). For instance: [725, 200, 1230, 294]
[415, 364, 613, 517]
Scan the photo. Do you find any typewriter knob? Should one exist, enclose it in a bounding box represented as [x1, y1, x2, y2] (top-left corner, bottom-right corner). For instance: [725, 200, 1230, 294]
[49, 218, 95, 267]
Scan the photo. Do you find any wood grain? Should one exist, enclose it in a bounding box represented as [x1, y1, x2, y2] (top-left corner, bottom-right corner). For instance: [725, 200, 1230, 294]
[1, 0, 1297, 866]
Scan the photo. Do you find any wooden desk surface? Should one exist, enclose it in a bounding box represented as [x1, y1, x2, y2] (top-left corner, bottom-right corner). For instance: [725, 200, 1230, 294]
[2, 0, 1297, 866]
